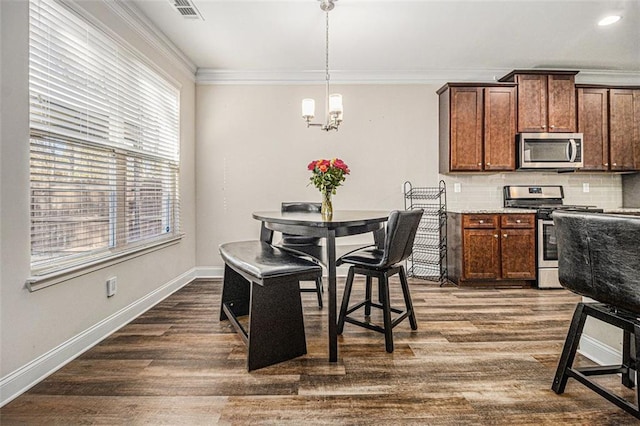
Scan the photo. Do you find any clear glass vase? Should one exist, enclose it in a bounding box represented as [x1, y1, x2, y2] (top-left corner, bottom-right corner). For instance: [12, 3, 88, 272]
[321, 188, 333, 220]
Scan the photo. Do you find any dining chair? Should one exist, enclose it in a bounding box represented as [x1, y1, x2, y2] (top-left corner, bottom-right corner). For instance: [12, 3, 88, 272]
[280, 202, 324, 307]
[337, 209, 423, 352]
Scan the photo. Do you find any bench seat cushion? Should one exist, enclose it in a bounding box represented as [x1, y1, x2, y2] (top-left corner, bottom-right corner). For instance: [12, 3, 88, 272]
[220, 241, 322, 280]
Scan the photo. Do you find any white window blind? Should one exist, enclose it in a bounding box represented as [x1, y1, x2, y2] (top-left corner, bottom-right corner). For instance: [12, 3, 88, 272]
[29, 0, 180, 275]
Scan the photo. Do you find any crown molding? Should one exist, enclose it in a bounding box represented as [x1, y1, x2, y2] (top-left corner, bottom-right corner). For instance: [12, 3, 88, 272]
[196, 68, 640, 86]
[103, 0, 197, 80]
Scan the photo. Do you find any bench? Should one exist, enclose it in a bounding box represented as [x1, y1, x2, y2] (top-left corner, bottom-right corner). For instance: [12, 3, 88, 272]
[219, 240, 323, 371]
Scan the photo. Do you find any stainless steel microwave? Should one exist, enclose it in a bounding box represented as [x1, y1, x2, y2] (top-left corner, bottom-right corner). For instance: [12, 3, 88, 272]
[518, 133, 583, 169]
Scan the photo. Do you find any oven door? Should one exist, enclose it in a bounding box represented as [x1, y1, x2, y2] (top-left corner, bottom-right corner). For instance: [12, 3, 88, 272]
[537, 219, 558, 267]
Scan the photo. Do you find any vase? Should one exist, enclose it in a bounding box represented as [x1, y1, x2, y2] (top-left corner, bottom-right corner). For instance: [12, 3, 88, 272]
[321, 188, 333, 220]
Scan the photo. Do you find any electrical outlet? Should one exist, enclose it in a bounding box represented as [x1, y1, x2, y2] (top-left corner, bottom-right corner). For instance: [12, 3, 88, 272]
[106, 277, 117, 297]
[583, 183, 590, 193]
[454, 183, 461, 193]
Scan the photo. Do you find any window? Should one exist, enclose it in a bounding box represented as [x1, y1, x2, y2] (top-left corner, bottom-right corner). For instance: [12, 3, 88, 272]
[29, 0, 180, 276]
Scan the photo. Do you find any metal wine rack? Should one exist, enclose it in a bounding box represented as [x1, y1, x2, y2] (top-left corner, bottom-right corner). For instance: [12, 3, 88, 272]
[403, 180, 450, 286]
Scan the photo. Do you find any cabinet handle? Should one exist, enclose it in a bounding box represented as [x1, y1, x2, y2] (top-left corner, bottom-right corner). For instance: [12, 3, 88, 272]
[478, 162, 482, 166]
[541, 125, 546, 129]
[550, 125, 555, 129]
[486, 162, 491, 166]
[613, 163, 617, 166]
[494, 234, 499, 238]
[604, 163, 609, 166]
[516, 219, 521, 223]
[503, 234, 508, 238]
[479, 220, 484, 224]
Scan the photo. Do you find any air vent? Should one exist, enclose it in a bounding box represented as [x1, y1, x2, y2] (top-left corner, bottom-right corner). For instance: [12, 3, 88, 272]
[170, 0, 204, 20]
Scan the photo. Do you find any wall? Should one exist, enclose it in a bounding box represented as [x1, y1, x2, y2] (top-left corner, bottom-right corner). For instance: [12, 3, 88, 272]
[195, 84, 438, 267]
[622, 173, 640, 207]
[0, 0, 196, 404]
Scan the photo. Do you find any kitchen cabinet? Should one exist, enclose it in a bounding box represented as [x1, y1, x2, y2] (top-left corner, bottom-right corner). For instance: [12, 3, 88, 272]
[438, 83, 516, 173]
[609, 89, 640, 171]
[577, 87, 609, 171]
[577, 85, 640, 172]
[447, 212, 535, 287]
[499, 70, 578, 133]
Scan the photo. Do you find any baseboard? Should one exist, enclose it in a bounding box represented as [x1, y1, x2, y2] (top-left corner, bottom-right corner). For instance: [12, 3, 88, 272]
[578, 334, 622, 366]
[0, 268, 197, 407]
[193, 266, 224, 279]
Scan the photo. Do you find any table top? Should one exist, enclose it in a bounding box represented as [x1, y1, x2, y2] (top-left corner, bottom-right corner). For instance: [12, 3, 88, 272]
[252, 210, 390, 228]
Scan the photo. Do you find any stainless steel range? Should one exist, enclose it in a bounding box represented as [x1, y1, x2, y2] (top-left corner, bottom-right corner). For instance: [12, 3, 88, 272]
[503, 185, 603, 289]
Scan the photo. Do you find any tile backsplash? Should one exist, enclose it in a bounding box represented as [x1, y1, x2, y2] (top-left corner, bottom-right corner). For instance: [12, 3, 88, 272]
[440, 172, 622, 210]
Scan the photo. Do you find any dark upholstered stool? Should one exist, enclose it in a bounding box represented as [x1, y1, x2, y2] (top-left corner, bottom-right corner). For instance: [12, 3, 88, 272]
[337, 209, 423, 353]
[552, 211, 640, 419]
[279, 202, 324, 308]
[219, 241, 322, 371]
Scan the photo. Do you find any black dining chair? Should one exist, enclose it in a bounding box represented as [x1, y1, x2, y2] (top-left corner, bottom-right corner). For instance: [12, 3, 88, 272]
[280, 202, 324, 308]
[337, 209, 423, 352]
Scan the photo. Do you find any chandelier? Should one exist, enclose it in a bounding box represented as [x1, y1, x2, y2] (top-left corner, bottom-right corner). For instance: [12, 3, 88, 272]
[301, 0, 343, 131]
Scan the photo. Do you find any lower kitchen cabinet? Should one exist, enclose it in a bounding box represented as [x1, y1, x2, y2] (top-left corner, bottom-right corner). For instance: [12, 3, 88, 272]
[448, 212, 536, 287]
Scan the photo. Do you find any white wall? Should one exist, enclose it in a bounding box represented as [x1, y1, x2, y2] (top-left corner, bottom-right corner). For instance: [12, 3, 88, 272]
[0, 0, 196, 403]
[195, 84, 439, 266]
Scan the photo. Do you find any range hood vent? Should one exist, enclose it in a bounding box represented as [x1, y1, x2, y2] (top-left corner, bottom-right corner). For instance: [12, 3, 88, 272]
[170, 0, 204, 20]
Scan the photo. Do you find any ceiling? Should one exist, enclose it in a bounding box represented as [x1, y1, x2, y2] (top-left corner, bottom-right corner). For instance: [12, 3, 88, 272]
[129, 0, 640, 84]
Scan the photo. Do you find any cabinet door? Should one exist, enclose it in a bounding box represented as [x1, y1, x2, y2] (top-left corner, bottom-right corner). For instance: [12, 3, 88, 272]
[547, 74, 576, 132]
[463, 229, 500, 280]
[577, 88, 609, 171]
[450, 87, 483, 171]
[610, 89, 638, 171]
[516, 74, 547, 132]
[501, 229, 536, 280]
[484, 87, 516, 171]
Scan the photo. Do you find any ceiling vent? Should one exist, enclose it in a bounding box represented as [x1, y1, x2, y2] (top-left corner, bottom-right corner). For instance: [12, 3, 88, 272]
[170, 0, 204, 20]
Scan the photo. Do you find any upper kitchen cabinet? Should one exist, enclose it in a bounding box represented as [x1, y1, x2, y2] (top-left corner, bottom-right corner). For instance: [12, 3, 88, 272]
[609, 89, 640, 171]
[438, 83, 516, 173]
[577, 85, 640, 172]
[577, 87, 609, 171]
[499, 70, 578, 133]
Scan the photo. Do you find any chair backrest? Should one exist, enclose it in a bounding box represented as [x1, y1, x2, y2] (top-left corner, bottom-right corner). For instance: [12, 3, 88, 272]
[555, 211, 640, 315]
[378, 209, 424, 268]
[281, 202, 322, 213]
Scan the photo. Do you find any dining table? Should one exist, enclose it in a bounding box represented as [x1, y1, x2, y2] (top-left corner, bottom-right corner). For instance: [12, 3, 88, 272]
[252, 210, 390, 362]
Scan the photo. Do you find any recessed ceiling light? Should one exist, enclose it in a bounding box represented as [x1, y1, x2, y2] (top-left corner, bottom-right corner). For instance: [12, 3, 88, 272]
[598, 15, 622, 26]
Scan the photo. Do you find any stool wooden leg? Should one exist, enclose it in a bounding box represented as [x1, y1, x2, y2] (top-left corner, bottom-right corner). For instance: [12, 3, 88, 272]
[379, 273, 394, 353]
[622, 330, 635, 389]
[338, 267, 355, 334]
[315, 277, 324, 309]
[635, 324, 640, 407]
[364, 276, 373, 316]
[399, 267, 418, 330]
[553, 302, 588, 394]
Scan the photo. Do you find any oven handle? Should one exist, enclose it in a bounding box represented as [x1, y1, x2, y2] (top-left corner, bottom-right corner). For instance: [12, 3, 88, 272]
[567, 138, 577, 162]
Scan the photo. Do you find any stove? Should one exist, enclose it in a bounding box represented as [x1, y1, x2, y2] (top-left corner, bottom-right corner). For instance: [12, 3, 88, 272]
[503, 185, 603, 289]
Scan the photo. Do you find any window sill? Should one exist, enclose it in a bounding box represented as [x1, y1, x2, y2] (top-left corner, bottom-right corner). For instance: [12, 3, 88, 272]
[26, 234, 184, 292]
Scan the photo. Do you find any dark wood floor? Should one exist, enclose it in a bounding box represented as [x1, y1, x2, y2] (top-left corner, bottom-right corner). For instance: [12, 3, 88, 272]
[2, 278, 639, 425]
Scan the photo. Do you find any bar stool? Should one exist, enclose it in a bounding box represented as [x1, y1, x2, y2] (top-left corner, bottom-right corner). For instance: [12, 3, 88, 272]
[337, 209, 423, 352]
[279, 202, 324, 308]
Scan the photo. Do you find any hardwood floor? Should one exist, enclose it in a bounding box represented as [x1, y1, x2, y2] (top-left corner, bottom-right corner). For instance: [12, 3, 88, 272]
[2, 278, 639, 425]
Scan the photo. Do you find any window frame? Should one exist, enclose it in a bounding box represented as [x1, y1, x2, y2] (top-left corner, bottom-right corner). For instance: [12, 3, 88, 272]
[27, 0, 183, 290]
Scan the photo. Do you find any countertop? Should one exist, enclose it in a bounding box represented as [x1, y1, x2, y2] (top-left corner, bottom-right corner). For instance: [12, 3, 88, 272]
[603, 208, 640, 215]
[447, 209, 537, 214]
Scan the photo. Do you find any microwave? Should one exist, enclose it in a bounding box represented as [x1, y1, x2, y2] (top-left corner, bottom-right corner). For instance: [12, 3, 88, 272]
[518, 133, 584, 170]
